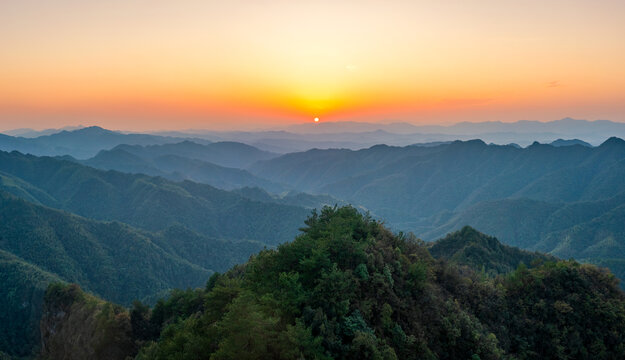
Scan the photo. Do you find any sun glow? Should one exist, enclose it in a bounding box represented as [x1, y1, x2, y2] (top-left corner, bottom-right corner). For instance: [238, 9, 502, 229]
[314, 117, 320, 123]
[1, 1, 624, 130]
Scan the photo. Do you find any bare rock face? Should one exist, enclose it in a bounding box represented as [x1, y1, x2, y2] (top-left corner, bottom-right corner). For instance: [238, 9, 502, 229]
[39, 283, 136, 360]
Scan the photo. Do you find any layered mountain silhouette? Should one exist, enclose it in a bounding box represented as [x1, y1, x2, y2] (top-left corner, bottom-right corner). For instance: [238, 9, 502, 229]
[0, 126, 211, 159]
[80, 141, 284, 192]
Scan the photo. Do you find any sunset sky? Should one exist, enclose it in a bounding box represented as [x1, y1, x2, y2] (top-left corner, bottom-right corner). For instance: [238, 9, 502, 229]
[1, 0, 624, 131]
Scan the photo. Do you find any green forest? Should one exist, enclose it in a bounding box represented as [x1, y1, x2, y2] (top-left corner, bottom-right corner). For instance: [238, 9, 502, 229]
[39, 207, 625, 360]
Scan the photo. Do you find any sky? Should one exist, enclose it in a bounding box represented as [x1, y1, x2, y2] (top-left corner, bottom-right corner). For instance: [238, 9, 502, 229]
[1, 0, 624, 131]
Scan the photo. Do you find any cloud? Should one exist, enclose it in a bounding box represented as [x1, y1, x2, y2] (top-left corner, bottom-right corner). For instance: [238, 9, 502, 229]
[546, 80, 561, 88]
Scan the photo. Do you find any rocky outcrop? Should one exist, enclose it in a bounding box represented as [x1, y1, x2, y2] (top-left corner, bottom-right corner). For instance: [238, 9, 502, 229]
[39, 283, 136, 360]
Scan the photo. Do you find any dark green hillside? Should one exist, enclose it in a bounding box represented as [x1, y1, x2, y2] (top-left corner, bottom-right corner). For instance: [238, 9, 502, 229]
[429, 226, 553, 276]
[79, 206, 622, 360]
[0, 191, 210, 304]
[0, 171, 59, 207]
[0, 250, 62, 358]
[422, 195, 625, 285]
[0, 191, 265, 358]
[0, 150, 309, 245]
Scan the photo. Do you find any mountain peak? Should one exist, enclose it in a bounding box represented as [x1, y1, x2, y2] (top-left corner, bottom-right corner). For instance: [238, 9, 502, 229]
[599, 137, 625, 147]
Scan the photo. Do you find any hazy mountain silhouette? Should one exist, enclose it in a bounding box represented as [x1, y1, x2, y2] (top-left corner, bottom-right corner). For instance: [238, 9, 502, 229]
[250, 138, 625, 220]
[0, 126, 211, 159]
[2, 125, 85, 138]
[82, 144, 285, 192]
[151, 118, 625, 152]
[549, 138, 592, 147]
[109, 140, 278, 168]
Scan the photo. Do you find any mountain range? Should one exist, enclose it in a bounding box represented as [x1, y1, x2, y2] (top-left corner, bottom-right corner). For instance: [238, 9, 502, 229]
[0, 149, 316, 357]
[149, 118, 625, 151]
[249, 138, 625, 282]
[2, 119, 621, 158]
[2, 122, 625, 358]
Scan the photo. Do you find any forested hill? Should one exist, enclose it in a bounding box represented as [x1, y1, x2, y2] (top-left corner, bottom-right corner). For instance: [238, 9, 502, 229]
[0, 149, 309, 245]
[39, 207, 625, 360]
[0, 190, 202, 358]
[429, 226, 554, 276]
[0, 190, 266, 358]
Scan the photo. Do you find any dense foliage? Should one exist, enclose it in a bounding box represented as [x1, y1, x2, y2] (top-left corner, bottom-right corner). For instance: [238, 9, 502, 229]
[122, 207, 625, 360]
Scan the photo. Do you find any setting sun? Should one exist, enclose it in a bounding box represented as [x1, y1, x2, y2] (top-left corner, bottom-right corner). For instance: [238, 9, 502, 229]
[314, 117, 320, 123]
[0, 0, 624, 131]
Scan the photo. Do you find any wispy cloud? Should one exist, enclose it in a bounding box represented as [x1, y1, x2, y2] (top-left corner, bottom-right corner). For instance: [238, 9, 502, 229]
[546, 80, 561, 88]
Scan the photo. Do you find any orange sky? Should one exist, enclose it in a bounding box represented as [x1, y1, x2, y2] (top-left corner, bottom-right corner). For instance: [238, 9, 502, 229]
[1, 0, 624, 131]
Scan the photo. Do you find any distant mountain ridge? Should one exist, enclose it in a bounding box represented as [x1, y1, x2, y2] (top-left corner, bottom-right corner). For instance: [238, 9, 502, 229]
[2, 119, 622, 156]
[549, 138, 592, 147]
[111, 140, 278, 168]
[250, 137, 625, 220]
[82, 141, 284, 192]
[161, 118, 625, 150]
[2, 125, 85, 138]
[0, 126, 211, 159]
